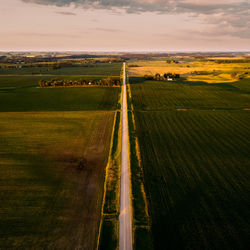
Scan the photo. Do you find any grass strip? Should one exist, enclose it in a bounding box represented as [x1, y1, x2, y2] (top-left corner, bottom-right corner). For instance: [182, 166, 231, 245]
[98, 88, 122, 250]
[103, 111, 121, 214]
[127, 84, 153, 249]
[98, 217, 119, 250]
[111, 111, 121, 158]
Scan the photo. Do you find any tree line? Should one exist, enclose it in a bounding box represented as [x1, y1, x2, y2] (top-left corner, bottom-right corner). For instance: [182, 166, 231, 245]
[144, 73, 180, 81]
[38, 77, 120, 87]
[1, 62, 75, 69]
[166, 59, 179, 64]
[0, 57, 123, 69]
[210, 59, 250, 64]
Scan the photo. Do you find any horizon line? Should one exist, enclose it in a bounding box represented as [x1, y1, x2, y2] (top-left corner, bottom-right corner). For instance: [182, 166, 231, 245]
[1, 50, 250, 53]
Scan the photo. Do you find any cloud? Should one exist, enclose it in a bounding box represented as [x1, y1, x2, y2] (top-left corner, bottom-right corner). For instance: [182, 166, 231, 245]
[200, 8, 250, 39]
[16, 32, 83, 38]
[21, 0, 250, 39]
[93, 28, 121, 32]
[55, 11, 76, 15]
[20, 0, 249, 14]
[20, 0, 180, 13]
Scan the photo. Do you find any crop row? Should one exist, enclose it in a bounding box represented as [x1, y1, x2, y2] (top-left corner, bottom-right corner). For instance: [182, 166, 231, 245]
[130, 80, 250, 111]
[133, 110, 250, 250]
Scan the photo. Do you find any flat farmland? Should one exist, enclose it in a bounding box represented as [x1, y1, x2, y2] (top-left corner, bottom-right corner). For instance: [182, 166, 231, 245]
[0, 62, 122, 76]
[128, 59, 250, 84]
[127, 60, 250, 76]
[0, 70, 120, 112]
[130, 79, 250, 111]
[130, 79, 250, 249]
[0, 81, 119, 112]
[0, 62, 120, 249]
[0, 111, 115, 249]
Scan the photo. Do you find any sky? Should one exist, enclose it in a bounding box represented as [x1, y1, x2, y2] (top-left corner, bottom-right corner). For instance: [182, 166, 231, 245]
[0, 0, 249, 51]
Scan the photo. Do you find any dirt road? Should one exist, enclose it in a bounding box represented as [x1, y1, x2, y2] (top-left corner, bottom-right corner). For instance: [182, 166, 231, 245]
[119, 62, 133, 250]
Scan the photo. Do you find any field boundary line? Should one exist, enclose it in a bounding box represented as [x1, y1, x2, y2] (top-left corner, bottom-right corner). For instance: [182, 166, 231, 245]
[96, 110, 118, 250]
[97, 86, 122, 250]
[128, 84, 150, 215]
[127, 83, 153, 249]
[128, 84, 150, 218]
[36, 85, 120, 88]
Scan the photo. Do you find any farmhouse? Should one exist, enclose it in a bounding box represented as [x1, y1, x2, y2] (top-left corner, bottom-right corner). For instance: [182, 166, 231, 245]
[144, 73, 179, 81]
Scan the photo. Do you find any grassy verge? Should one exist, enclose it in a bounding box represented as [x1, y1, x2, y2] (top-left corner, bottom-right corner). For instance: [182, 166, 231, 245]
[98, 216, 119, 250]
[127, 84, 153, 249]
[98, 88, 122, 250]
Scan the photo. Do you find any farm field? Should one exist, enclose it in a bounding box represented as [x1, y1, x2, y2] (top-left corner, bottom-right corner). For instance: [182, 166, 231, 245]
[0, 65, 120, 112]
[0, 111, 114, 249]
[0, 61, 120, 249]
[0, 62, 122, 76]
[0, 82, 119, 112]
[130, 78, 250, 250]
[2, 0, 250, 245]
[130, 78, 250, 111]
[128, 58, 250, 83]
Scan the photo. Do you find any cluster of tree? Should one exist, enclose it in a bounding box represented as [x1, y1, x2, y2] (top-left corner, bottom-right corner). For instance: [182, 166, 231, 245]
[38, 77, 120, 87]
[0, 59, 124, 69]
[144, 73, 180, 81]
[50, 54, 124, 62]
[0, 56, 58, 64]
[0, 62, 101, 69]
[0, 55, 124, 64]
[192, 71, 210, 75]
[0, 62, 75, 69]
[166, 60, 179, 64]
[231, 72, 248, 80]
[0, 65, 24, 69]
[210, 59, 250, 64]
[97, 58, 124, 63]
[128, 64, 140, 67]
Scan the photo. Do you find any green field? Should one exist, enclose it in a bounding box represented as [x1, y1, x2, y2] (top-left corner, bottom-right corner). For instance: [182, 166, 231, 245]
[0, 62, 122, 76]
[0, 72, 120, 112]
[0, 84, 119, 112]
[0, 111, 115, 249]
[2, 56, 250, 249]
[130, 78, 250, 111]
[0, 62, 120, 249]
[130, 78, 250, 249]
